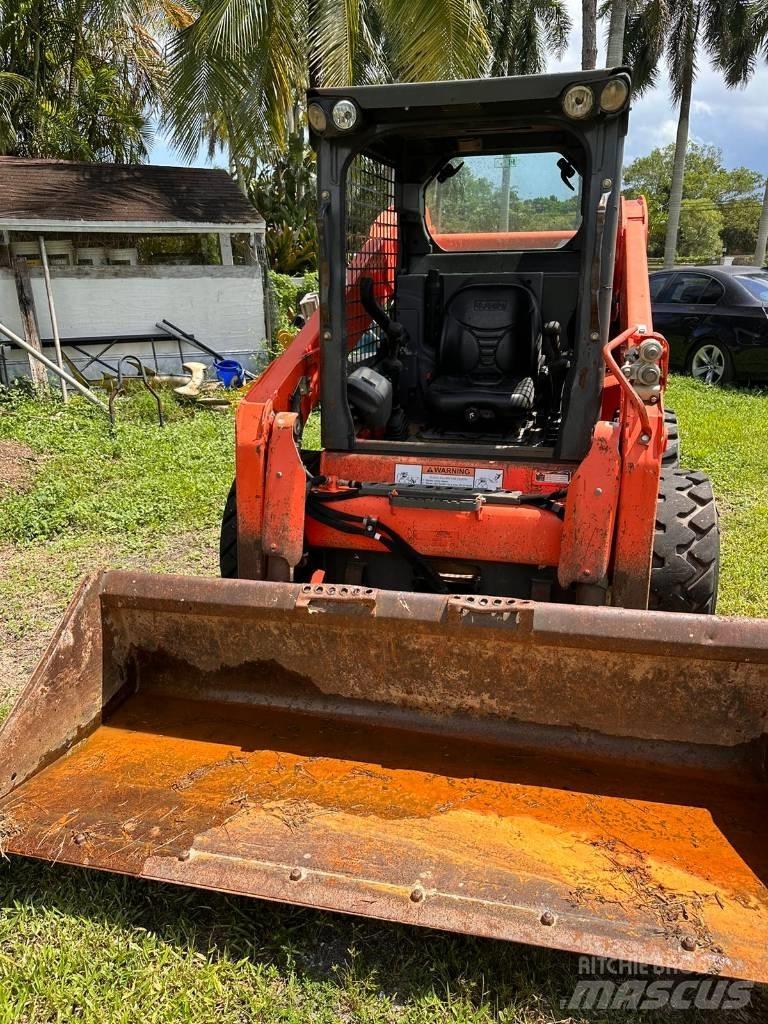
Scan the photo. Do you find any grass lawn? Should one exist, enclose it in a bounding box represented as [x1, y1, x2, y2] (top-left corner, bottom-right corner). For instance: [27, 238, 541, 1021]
[0, 378, 766, 1023]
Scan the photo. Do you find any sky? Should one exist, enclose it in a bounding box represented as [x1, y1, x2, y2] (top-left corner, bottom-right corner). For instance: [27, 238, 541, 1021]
[551, 0, 768, 172]
[148, 0, 768, 177]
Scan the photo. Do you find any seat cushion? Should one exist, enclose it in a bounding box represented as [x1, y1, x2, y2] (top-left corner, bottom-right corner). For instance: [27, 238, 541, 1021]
[424, 283, 540, 424]
[428, 374, 535, 421]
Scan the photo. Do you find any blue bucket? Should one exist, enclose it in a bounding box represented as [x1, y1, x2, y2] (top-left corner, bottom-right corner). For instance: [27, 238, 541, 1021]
[214, 359, 245, 389]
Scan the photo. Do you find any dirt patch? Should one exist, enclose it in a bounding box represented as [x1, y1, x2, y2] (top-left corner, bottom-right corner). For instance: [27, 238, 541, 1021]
[0, 440, 42, 497]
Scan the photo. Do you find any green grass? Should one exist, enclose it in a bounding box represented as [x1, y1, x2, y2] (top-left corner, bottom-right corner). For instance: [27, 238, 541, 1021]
[0, 389, 237, 703]
[666, 377, 768, 617]
[0, 389, 236, 543]
[0, 380, 767, 1022]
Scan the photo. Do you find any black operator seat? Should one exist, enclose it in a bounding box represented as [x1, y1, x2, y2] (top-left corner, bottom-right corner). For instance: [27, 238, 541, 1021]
[425, 284, 541, 424]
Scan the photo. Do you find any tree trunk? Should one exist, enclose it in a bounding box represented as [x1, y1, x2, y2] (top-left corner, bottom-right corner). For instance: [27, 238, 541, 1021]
[662, 68, 693, 270]
[230, 147, 249, 197]
[68, 0, 83, 103]
[32, 9, 41, 99]
[606, 0, 628, 66]
[753, 179, 768, 267]
[225, 114, 249, 197]
[582, 0, 598, 69]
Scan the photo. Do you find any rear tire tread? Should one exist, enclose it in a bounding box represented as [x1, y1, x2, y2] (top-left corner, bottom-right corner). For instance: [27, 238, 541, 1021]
[649, 469, 720, 614]
[662, 408, 680, 467]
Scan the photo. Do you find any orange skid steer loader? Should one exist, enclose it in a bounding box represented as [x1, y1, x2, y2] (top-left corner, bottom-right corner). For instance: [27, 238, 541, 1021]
[3, 69, 768, 982]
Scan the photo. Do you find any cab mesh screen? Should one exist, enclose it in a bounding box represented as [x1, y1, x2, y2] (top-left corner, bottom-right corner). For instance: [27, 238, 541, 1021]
[345, 153, 396, 366]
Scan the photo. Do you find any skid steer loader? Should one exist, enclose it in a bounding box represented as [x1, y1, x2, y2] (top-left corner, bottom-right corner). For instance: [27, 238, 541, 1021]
[3, 68, 768, 983]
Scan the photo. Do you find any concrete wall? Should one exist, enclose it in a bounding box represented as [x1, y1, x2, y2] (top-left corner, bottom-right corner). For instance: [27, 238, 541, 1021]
[0, 265, 266, 381]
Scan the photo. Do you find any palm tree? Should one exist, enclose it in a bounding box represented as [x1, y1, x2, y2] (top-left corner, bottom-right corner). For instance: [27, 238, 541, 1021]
[605, 0, 627, 64]
[715, 1, 768, 265]
[161, 0, 572, 270]
[163, 0, 493, 173]
[483, 0, 569, 223]
[0, 71, 30, 151]
[485, 0, 571, 77]
[0, 0, 173, 160]
[582, 0, 598, 68]
[624, 0, 758, 269]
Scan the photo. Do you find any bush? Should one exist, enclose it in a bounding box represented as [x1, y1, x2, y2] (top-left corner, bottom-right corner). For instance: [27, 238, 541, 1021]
[249, 133, 317, 275]
[678, 199, 723, 263]
[267, 271, 320, 357]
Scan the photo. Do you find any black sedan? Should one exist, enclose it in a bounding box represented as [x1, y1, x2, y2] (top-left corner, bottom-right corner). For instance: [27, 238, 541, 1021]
[650, 266, 768, 385]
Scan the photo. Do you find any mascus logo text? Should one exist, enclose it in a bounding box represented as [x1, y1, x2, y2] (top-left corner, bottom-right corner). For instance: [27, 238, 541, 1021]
[473, 300, 507, 311]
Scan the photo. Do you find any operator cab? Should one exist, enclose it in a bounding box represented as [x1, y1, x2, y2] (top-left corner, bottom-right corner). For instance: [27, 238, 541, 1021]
[309, 70, 630, 462]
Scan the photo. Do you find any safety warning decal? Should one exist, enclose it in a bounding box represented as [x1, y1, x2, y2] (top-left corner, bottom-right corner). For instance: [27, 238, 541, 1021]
[394, 464, 503, 491]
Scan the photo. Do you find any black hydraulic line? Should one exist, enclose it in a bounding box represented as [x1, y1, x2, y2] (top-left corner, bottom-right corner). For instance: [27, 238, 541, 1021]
[305, 482, 569, 589]
[306, 493, 448, 593]
[307, 499, 448, 593]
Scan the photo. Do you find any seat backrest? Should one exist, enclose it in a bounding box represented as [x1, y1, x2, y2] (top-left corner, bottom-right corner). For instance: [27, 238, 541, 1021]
[438, 284, 539, 381]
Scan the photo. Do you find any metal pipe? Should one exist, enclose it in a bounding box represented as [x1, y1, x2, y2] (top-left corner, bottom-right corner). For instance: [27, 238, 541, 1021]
[157, 320, 256, 379]
[38, 237, 68, 403]
[0, 321, 109, 413]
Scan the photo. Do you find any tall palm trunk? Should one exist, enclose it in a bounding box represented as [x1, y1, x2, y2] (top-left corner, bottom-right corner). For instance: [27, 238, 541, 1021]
[663, 62, 693, 269]
[582, 0, 597, 68]
[606, 0, 627, 65]
[226, 115, 249, 197]
[753, 179, 768, 267]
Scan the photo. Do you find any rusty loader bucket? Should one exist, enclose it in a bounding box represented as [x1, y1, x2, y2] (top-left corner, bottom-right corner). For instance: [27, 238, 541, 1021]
[2, 571, 768, 980]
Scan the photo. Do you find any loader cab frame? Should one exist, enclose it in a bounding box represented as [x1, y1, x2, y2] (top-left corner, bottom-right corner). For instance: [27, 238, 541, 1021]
[309, 69, 629, 462]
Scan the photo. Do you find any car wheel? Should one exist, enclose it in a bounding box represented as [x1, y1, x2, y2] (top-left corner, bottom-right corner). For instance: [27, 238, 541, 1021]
[687, 340, 734, 386]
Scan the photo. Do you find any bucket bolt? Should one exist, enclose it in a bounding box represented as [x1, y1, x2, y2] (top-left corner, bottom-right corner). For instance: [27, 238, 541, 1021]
[680, 934, 697, 952]
[540, 911, 556, 927]
[289, 867, 304, 881]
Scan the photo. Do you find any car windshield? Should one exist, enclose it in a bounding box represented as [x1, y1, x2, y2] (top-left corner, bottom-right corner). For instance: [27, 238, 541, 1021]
[738, 273, 768, 303]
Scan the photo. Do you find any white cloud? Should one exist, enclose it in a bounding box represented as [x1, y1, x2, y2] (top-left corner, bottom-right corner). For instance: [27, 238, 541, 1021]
[691, 99, 714, 116]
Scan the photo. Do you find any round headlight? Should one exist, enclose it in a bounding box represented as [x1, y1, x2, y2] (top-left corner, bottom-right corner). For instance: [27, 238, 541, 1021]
[331, 98, 359, 131]
[600, 77, 630, 113]
[307, 102, 327, 133]
[562, 84, 595, 119]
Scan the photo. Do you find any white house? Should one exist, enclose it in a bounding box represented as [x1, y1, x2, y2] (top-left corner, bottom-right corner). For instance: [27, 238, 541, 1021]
[0, 158, 268, 383]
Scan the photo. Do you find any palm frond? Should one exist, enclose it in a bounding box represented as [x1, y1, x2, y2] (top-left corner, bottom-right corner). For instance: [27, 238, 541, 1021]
[376, 0, 491, 81]
[309, 0, 365, 86]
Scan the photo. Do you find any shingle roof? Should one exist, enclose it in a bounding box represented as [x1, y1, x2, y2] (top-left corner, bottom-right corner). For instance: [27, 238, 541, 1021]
[0, 158, 263, 230]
